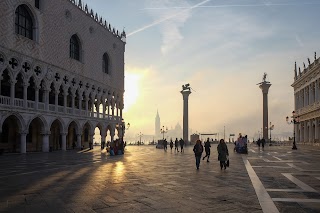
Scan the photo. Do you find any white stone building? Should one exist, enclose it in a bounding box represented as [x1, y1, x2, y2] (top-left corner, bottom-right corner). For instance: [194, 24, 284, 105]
[0, 0, 127, 153]
[292, 53, 320, 144]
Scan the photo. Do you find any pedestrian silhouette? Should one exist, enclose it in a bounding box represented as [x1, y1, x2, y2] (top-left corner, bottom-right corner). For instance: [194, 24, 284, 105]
[217, 139, 229, 170]
[175, 138, 179, 152]
[170, 139, 173, 152]
[193, 140, 203, 170]
[202, 138, 211, 162]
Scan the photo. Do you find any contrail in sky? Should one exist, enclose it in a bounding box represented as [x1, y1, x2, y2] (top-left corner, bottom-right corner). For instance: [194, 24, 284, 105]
[141, 2, 320, 10]
[127, 0, 211, 37]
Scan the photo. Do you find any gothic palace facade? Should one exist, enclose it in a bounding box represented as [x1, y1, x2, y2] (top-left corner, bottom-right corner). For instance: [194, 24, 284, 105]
[0, 0, 127, 153]
[293, 53, 320, 145]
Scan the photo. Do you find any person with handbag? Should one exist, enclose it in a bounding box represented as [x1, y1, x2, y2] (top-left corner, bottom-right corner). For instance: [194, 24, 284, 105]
[217, 139, 229, 170]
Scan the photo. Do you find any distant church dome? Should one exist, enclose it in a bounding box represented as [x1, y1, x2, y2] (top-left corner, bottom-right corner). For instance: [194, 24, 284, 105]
[175, 123, 182, 131]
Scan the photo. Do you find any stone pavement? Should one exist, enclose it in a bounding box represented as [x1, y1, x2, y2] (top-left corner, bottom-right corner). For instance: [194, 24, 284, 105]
[1, 143, 320, 213]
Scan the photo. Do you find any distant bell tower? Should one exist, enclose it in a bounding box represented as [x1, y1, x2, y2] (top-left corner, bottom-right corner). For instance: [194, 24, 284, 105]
[155, 110, 160, 137]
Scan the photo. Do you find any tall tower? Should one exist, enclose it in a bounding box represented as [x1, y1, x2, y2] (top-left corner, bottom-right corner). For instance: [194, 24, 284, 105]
[155, 110, 160, 137]
[257, 73, 271, 140]
[181, 84, 192, 144]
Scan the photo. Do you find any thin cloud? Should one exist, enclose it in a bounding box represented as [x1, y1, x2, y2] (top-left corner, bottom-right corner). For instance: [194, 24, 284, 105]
[141, 2, 320, 10]
[127, 0, 210, 37]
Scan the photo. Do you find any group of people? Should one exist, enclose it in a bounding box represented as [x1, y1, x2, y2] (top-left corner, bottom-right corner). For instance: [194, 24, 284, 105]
[164, 138, 185, 153]
[105, 139, 126, 156]
[193, 138, 229, 170]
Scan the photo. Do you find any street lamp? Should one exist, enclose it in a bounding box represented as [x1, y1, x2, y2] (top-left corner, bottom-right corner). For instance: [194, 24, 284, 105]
[269, 122, 274, 143]
[160, 126, 168, 140]
[138, 132, 143, 145]
[286, 110, 299, 150]
[116, 119, 130, 143]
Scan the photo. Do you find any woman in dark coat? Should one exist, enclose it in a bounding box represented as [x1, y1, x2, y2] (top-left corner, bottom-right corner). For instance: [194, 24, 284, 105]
[217, 139, 229, 170]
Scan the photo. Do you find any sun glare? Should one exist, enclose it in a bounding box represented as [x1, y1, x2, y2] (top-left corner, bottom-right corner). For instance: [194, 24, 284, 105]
[124, 73, 140, 112]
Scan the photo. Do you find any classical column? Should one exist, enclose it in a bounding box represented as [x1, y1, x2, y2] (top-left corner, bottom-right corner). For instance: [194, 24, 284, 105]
[181, 86, 192, 144]
[20, 132, 27, 153]
[304, 121, 308, 143]
[10, 80, 16, 106]
[44, 89, 49, 111]
[259, 80, 271, 140]
[309, 120, 313, 143]
[101, 130, 106, 147]
[315, 119, 319, 142]
[77, 134, 81, 148]
[23, 83, 28, 108]
[35, 85, 39, 110]
[103, 100, 106, 119]
[61, 133, 67, 151]
[300, 123, 303, 142]
[55, 90, 59, 112]
[309, 85, 313, 105]
[63, 90, 68, 113]
[85, 95, 88, 116]
[42, 134, 49, 152]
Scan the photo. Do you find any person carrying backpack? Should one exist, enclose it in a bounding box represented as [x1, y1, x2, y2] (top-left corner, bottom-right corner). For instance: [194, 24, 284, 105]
[193, 140, 204, 170]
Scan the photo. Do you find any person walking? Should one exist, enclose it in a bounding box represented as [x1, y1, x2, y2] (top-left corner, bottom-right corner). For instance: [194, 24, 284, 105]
[202, 138, 211, 162]
[193, 140, 203, 170]
[179, 138, 185, 153]
[174, 138, 179, 152]
[163, 139, 168, 151]
[217, 139, 229, 170]
[170, 139, 173, 152]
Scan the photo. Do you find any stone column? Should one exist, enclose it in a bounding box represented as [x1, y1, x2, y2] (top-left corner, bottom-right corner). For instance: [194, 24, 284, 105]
[10, 80, 16, 106]
[42, 134, 49, 152]
[63, 90, 68, 113]
[35, 86, 39, 110]
[300, 123, 303, 142]
[315, 119, 319, 142]
[55, 89, 59, 112]
[259, 81, 271, 140]
[309, 85, 313, 105]
[44, 89, 49, 111]
[181, 89, 192, 144]
[110, 129, 115, 143]
[304, 121, 308, 143]
[85, 95, 89, 116]
[103, 100, 106, 119]
[23, 83, 28, 108]
[61, 133, 67, 151]
[309, 120, 313, 143]
[71, 91, 75, 114]
[20, 133, 27, 153]
[77, 134, 82, 148]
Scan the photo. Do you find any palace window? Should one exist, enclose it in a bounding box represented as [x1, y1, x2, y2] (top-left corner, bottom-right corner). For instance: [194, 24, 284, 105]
[15, 5, 33, 40]
[102, 53, 110, 74]
[70, 34, 80, 61]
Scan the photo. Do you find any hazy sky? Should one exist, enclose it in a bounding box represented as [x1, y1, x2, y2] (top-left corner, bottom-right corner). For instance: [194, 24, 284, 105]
[89, 0, 320, 141]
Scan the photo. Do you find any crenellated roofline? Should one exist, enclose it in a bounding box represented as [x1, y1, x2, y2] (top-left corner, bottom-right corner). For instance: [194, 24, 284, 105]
[68, 0, 126, 43]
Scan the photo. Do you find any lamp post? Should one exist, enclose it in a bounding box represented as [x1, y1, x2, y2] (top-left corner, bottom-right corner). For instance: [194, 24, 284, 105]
[286, 111, 299, 150]
[160, 126, 168, 140]
[138, 132, 143, 146]
[116, 120, 130, 143]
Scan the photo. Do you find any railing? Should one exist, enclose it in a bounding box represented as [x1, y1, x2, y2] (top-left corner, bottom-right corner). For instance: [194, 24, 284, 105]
[0, 95, 121, 121]
[0, 96, 10, 105]
[14, 99, 24, 107]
